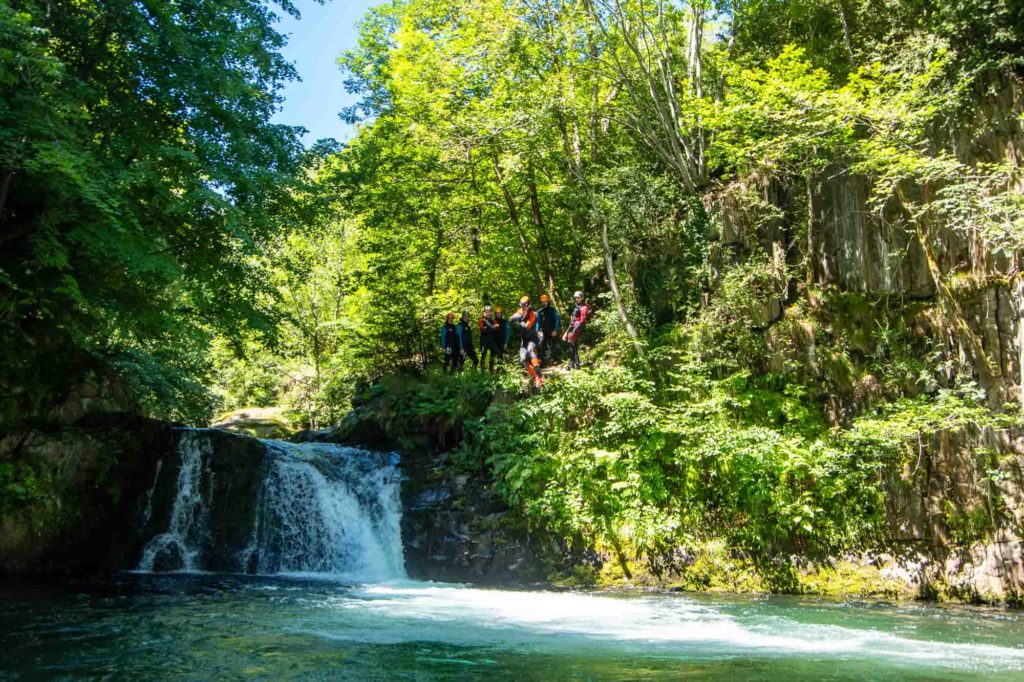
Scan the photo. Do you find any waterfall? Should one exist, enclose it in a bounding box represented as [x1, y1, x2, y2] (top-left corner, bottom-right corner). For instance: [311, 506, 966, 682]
[253, 441, 405, 578]
[136, 430, 405, 581]
[137, 432, 211, 572]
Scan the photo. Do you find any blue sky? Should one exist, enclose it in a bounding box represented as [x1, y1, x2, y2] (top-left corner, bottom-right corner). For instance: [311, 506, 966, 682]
[272, 0, 381, 144]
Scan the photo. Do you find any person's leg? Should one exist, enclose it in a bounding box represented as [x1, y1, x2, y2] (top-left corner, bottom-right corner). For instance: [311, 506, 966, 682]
[543, 334, 554, 363]
[524, 342, 543, 387]
[467, 346, 479, 368]
[480, 342, 491, 372]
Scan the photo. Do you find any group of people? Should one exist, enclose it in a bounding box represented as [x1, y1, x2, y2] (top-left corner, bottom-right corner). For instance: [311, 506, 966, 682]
[439, 291, 591, 387]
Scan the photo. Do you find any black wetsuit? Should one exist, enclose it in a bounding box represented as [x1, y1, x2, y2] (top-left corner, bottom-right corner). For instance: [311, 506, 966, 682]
[479, 316, 500, 372]
[565, 303, 590, 369]
[458, 319, 478, 369]
[494, 318, 508, 362]
[537, 304, 560, 362]
[441, 322, 460, 371]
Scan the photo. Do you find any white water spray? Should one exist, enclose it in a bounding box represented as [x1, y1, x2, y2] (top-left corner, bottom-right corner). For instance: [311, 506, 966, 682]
[255, 442, 405, 579]
[137, 432, 211, 572]
[136, 431, 405, 581]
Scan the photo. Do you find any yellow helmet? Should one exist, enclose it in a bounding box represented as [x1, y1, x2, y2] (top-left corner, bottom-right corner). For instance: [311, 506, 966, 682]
[494, 306, 504, 313]
[519, 295, 530, 306]
[539, 293, 550, 303]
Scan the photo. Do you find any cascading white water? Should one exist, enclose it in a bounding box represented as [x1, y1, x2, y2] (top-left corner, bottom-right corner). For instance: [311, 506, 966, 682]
[254, 442, 405, 579]
[136, 431, 405, 581]
[137, 432, 212, 572]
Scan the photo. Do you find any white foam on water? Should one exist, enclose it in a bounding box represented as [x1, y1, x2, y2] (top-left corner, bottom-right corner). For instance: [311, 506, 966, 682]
[302, 583, 1024, 673]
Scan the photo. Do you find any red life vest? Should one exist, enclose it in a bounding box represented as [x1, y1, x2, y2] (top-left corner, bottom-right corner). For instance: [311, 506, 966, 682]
[566, 304, 590, 343]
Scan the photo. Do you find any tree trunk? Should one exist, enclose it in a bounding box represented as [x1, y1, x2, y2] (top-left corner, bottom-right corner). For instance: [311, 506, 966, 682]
[805, 171, 817, 297]
[601, 214, 647, 363]
[426, 220, 444, 296]
[836, 0, 855, 65]
[527, 162, 559, 306]
[0, 170, 12, 218]
[492, 151, 545, 295]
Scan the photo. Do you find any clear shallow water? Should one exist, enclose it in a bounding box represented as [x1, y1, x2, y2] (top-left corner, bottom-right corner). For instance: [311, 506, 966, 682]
[1, 575, 1022, 681]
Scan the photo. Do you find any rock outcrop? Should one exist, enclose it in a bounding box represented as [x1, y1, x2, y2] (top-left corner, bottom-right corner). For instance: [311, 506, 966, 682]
[882, 424, 1024, 602]
[0, 415, 171, 574]
[398, 449, 573, 585]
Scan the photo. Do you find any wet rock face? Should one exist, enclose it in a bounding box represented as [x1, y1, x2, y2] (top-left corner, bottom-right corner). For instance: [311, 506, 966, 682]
[398, 452, 567, 585]
[884, 424, 1024, 602]
[0, 422, 270, 576]
[0, 415, 173, 574]
[140, 429, 269, 572]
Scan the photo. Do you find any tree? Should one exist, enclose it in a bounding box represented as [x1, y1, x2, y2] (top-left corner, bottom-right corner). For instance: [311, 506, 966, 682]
[0, 0, 307, 424]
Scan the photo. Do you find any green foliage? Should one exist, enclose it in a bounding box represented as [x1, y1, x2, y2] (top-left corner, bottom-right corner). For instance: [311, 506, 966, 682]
[342, 369, 500, 451]
[233, 0, 1022, 435]
[0, 461, 47, 517]
[1, 0, 1019, 600]
[0, 0, 308, 427]
[460, 363, 888, 563]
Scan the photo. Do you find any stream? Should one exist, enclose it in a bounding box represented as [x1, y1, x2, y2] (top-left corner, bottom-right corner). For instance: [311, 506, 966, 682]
[2, 432, 1021, 680]
[1, 575, 1022, 680]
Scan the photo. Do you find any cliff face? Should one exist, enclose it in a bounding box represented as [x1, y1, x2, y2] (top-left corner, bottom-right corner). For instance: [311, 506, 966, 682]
[399, 448, 571, 585]
[0, 415, 171, 574]
[708, 70, 1024, 602]
[878, 424, 1024, 602]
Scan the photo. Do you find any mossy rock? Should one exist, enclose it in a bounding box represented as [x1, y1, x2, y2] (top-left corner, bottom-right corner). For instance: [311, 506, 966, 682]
[212, 407, 295, 440]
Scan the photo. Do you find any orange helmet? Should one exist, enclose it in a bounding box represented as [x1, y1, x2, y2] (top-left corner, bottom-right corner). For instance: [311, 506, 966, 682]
[539, 293, 550, 303]
[445, 312, 455, 321]
[494, 306, 504, 313]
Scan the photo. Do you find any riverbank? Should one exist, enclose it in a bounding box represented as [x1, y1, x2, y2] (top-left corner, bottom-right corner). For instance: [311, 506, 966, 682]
[1, 392, 1021, 606]
[315, 369, 1024, 606]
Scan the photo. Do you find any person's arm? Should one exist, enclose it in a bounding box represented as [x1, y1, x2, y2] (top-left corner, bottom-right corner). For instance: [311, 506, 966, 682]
[579, 304, 590, 325]
[553, 308, 561, 334]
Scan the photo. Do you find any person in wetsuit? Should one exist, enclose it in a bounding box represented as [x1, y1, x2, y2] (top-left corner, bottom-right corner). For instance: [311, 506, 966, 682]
[536, 293, 561, 364]
[494, 307, 509, 366]
[509, 296, 543, 388]
[564, 290, 590, 370]
[458, 311, 478, 370]
[479, 305, 500, 373]
[439, 312, 461, 372]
